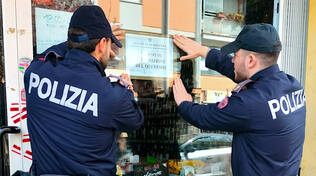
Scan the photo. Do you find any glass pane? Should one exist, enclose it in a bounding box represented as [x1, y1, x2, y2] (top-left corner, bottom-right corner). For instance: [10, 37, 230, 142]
[178, 133, 232, 175]
[29, 0, 274, 175]
[203, 0, 274, 37]
[201, 0, 275, 76]
[32, 0, 97, 56]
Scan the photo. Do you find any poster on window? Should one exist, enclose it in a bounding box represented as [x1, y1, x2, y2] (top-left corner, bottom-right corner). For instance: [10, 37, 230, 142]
[35, 8, 72, 53]
[126, 34, 173, 78]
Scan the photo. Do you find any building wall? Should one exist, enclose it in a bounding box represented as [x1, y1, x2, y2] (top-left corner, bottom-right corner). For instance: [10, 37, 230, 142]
[201, 76, 235, 91]
[301, 0, 316, 175]
[142, 0, 196, 32]
[143, 0, 162, 28]
[169, 0, 196, 32]
[99, 0, 120, 23]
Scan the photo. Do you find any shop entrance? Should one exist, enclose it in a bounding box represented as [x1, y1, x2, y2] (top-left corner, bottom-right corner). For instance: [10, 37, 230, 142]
[1, 0, 280, 175]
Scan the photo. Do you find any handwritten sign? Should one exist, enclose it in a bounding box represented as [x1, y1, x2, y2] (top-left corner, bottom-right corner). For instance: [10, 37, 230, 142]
[35, 8, 72, 53]
[126, 34, 173, 78]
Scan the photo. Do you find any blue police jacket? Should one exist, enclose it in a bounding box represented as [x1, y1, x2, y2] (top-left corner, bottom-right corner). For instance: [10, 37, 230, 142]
[178, 49, 306, 176]
[24, 42, 144, 175]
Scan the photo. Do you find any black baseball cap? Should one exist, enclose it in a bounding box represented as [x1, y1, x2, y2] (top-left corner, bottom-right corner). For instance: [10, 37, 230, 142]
[68, 5, 122, 48]
[221, 23, 281, 55]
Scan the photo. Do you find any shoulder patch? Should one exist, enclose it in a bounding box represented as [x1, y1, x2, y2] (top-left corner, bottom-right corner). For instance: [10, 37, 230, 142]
[232, 79, 253, 93]
[45, 51, 62, 61]
[218, 96, 228, 109]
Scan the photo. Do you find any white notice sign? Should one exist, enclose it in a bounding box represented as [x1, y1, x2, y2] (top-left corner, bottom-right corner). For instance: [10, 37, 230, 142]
[36, 8, 72, 53]
[126, 34, 173, 78]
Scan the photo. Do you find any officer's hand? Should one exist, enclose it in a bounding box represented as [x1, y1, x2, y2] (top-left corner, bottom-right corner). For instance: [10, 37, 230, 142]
[173, 77, 193, 105]
[110, 25, 126, 58]
[110, 43, 119, 57]
[120, 74, 133, 91]
[173, 35, 210, 60]
[112, 25, 125, 41]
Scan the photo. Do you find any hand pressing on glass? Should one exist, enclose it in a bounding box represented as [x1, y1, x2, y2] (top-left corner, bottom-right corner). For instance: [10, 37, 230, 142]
[173, 34, 210, 60]
[173, 77, 193, 105]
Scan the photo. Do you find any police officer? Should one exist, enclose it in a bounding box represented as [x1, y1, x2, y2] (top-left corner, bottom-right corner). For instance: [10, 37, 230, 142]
[172, 24, 306, 176]
[24, 5, 144, 175]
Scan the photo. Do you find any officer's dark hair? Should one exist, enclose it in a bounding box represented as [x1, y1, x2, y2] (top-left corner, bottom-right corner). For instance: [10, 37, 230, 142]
[243, 49, 280, 67]
[67, 28, 103, 53]
[256, 52, 280, 66]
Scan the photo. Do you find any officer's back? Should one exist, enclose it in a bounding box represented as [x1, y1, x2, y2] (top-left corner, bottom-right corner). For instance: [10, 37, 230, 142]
[24, 5, 144, 175]
[172, 23, 306, 176]
[230, 64, 306, 176]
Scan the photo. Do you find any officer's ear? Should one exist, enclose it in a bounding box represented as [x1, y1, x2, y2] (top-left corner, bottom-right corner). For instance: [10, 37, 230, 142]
[96, 38, 107, 54]
[246, 52, 258, 69]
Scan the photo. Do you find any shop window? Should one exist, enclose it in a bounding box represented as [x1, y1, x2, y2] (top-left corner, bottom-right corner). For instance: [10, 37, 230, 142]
[178, 133, 232, 175]
[31, 0, 97, 55]
[201, 0, 275, 78]
[203, 0, 245, 37]
[244, 0, 274, 25]
[119, 1, 143, 31]
[28, 0, 275, 175]
[202, 0, 274, 37]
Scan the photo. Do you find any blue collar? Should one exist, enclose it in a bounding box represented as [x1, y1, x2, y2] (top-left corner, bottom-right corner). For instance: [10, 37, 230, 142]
[250, 64, 280, 81]
[41, 42, 106, 77]
[64, 49, 106, 77]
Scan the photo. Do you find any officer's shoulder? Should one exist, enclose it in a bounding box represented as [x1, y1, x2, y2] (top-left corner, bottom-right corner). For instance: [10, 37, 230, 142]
[31, 42, 67, 63]
[105, 82, 134, 105]
[113, 82, 133, 96]
[286, 74, 303, 88]
[232, 79, 254, 93]
[107, 81, 130, 95]
[25, 54, 45, 74]
[230, 80, 260, 103]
